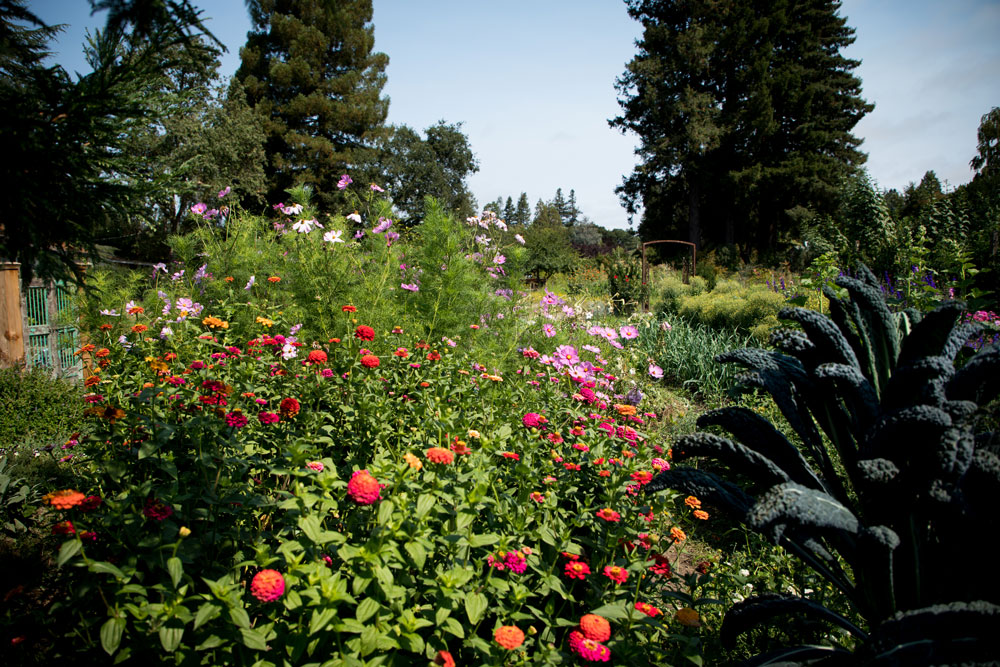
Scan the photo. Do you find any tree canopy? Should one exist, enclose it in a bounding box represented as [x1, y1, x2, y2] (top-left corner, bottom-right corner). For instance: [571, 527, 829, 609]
[611, 0, 872, 256]
[237, 0, 389, 211]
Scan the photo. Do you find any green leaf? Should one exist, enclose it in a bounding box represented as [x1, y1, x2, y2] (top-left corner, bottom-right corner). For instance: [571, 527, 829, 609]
[193, 603, 220, 630]
[101, 617, 125, 656]
[377, 500, 394, 525]
[416, 494, 435, 518]
[57, 539, 81, 567]
[309, 607, 337, 636]
[229, 605, 251, 629]
[298, 515, 323, 544]
[359, 626, 379, 656]
[465, 592, 487, 625]
[194, 634, 225, 651]
[356, 597, 380, 624]
[158, 623, 184, 653]
[404, 541, 426, 569]
[468, 533, 499, 548]
[588, 602, 629, 620]
[240, 627, 268, 651]
[89, 560, 127, 580]
[167, 557, 183, 588]
[398, 632, 424, 653]
[443, 616, 465, 638]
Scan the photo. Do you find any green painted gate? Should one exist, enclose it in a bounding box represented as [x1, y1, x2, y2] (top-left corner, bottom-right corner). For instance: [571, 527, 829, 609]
[23, 281, 82, 379]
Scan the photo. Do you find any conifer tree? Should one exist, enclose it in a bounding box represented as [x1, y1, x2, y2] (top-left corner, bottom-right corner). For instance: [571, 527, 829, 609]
[612, 0, 872, 253]
[503, 196, 515, 224]
[514, 193, 531, 226]
[237, 0, 389, 209]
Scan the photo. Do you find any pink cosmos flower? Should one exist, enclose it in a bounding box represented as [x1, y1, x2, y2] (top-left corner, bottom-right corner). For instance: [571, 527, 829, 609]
[337, 174, 353, 189]
[542, 323, 556, 338]
[648, 364, 664, 379]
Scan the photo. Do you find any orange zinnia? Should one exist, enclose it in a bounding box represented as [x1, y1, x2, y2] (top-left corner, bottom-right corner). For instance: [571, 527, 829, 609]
[494, 625, 524, 650]
[670, 526, 687, 542]
[45, 489, 86, 510]
[425, 447, 455, 464]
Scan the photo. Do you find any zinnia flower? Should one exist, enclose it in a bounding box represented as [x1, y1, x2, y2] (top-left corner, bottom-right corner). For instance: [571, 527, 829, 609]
[501, 452, 520, 461]
[649, 553, 671, 576]
[671, 526, 687, 542]
[427, 350, 441, 361]
[143, 498, 173, 521]
[693, 509, 709, 520]
[568, 630, 611, 662]
[564, 561, 591, 579]
[251, 569, 285, 602]
[306, 350, 327, 365]
[52, 520, 75, 535]
[306, 461, 324, 472]
[579, 614, 611, 642]
[354, 325, 375, 341]
[603, 565, 628, 584]
[360, 354, 380, 368]
[347, 470, 381, 505]
[342, 305, 356, 312]
[635, 601, 662, 617]
[46, 489, 86, 510]
[595, 508, 620, 522]
[225, 410, 248, 428]
[494, 625, 524, 650]
[425, 447, 455, 464]
[433, 650, 455, 667]
[268, 276, 281, 283]
[258, 411, 280, 424]
[404, 452, 423, 470]
[505, 550, 527, 574]
[279, 397, 300, 419]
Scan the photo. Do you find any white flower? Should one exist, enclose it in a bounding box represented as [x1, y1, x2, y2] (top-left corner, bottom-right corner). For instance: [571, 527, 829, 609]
[281, 343, 298, 360]
[292, 218, 318, 233]
[739, 569, 750, 577]
[323, 230, 344, 244]
[347, 212, 362, 223]
[282, 203, 304, 215]
[514, 234, 525, 245]
[496, 221, 508, 231]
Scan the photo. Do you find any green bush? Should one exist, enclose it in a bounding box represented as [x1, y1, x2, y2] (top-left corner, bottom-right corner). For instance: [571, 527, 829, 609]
[0, 366, 84, 450]
[655, 278, 783, 340]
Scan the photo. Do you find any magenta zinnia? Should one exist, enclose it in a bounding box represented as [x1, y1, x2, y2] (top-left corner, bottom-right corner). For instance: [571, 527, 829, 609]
[568, 630, 611, 662]
[250, 569, 285, 602]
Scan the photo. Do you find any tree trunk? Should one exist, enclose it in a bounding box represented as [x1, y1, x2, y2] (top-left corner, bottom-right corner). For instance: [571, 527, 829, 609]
[688, 182, 701, 248]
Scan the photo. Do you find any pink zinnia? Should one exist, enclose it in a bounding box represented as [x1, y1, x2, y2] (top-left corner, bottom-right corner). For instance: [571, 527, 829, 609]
[347, 470, 381, 505]
[225, 411, 248, 428]
[250, 569, 285, 602]
[306, 461, 324, 472]
[522, 412, 545, 429]
[568, 630, 612, 662]
[258, 411, 280, 424]
[505, 550, 528, 574]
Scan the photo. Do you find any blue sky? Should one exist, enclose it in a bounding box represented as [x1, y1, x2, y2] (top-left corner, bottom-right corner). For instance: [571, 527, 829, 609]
[29, 0, 1000, 230]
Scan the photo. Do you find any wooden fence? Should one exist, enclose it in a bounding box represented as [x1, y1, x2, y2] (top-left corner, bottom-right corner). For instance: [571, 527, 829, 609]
[0, 262, 83, 379]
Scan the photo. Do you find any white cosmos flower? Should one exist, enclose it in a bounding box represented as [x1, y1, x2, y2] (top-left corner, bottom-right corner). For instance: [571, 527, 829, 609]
[323, 230, 344, 244]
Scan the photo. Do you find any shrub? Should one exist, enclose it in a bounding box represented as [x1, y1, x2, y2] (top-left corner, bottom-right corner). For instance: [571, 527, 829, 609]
[648, 266, 1000, 663]
[0, 366, 83, 451]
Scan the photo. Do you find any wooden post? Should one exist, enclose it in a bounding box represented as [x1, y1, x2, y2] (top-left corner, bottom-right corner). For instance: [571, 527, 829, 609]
[0, 262, 25, 367]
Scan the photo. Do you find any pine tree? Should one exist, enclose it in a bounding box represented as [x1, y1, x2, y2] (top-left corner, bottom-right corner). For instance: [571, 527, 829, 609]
[503, 196, 515, 224]
[237, 0, 389, 210]
[611, 0, 872, 253]
[568, 188, 579, 226]
[514, 193, 531, 226]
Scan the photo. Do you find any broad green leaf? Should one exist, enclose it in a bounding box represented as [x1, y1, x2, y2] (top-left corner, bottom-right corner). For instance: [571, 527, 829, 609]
[194, 635, 224, 651]
[298, 515, 324, 544]
[229, 605, 251, 629]
[465, 592, 487, 625]
[588, 602, 629, 620]
[90, 560, 127, 580]
[100, 617, 125, 656]
[468, 533, 499, 548]
[443, 616, 465, 638]
[193, 603, 220, 630]
[398, 632, 424, 653]
[158, 623, 184, 653]
[376, 500, 394, 525]
[309, 607, 337, 636]
[56, 539, 81, 567]
[359, 626, 379, 656]
[356, 597, 380, 624]
[404, 541, 426, 569]
[167, 557, 183, 588]
[240, 627, 268, 651]
[415, 494, 435, 518]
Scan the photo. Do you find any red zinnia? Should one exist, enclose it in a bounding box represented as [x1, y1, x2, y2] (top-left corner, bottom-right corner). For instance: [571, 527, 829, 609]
[630, 470, 654, 485]
[225, 410, 248, 428]
[426, 350, 441, 361]
[635, 601, 662, 617]
[250, 569, 285, 602]
[258, 411, 280, 424]
[603, 565, 629, 584]
[649, 553, 672, 576]
[501, 452, 520, 461]
[347, 470, 381, 505]
[564, 561, 591, 579]
[279, 397, 300, 419]
[360, 354, 380, 368]
[434, 650, 455, 667]
[595, 508, 620, 522]
[52, 520, 75, 535]
[354, 325, 375, 341]
[306, 350, 327, 365]
[425, 447, 455, 464]
[143, 498, 173, 521]
[342, 305, 356, 312]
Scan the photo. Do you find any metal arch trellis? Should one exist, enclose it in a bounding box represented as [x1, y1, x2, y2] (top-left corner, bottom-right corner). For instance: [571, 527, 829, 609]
[641, 240, 697, 311]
